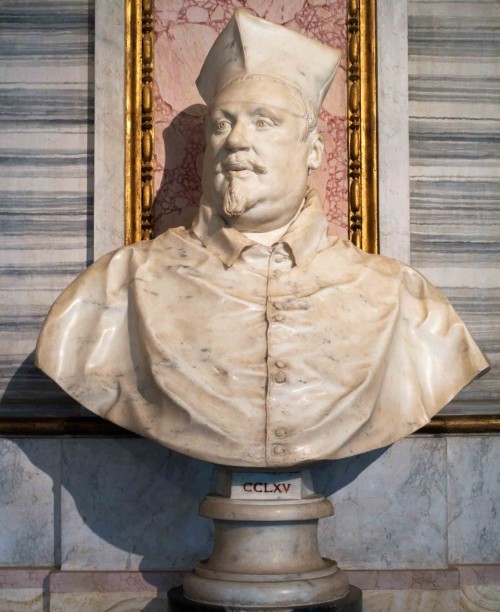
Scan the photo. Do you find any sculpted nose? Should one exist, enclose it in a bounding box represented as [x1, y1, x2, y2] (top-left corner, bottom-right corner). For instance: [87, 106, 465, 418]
[225, 121, 250, 151]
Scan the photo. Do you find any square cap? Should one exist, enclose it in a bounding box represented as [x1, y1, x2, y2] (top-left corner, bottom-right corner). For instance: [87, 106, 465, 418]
[196, 9, 342, 113]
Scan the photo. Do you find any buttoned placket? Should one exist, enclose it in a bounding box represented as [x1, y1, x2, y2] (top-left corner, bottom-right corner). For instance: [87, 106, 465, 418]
[264, 243, 295, 465]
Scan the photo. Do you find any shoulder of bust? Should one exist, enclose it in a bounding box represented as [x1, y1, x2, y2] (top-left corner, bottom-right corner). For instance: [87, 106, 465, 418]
[321, 237, 446, 300]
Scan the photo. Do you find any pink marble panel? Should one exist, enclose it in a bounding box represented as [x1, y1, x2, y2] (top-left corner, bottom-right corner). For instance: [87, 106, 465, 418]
[458, 565, 500, 586]
[346, 569, 460, 591]
[49, 571, 182, 593]
[154, 0, 348, 238]
[0, 570, 50, 589]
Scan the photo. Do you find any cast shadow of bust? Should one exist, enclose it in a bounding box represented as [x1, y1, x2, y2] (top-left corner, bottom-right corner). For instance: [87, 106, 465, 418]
[0, 352, 83, 416]
[153, 104, 207, 236]
[4, 355, 389, 609]
[1, 355, 215, 571]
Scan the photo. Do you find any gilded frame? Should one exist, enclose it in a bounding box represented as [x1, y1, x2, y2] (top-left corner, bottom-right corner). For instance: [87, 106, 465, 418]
[125, 0, 379, 253]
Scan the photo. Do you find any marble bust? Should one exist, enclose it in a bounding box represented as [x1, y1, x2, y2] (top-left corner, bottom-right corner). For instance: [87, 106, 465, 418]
[36, 10, 488, 468]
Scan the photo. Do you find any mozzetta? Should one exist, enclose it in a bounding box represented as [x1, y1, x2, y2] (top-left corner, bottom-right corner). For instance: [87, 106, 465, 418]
[36, 191, 488, 467]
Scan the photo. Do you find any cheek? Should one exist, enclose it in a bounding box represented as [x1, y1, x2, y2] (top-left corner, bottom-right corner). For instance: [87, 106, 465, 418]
[204, 139, 217, 159]
[205, 134, 227, 157]
[268, 142, 309, 174]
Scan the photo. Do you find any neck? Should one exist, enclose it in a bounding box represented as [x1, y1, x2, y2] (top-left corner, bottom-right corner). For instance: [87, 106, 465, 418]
[241, 201, 304, 247]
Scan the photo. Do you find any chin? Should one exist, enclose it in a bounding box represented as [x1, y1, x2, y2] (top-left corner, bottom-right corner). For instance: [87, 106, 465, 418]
[228, 206, 280, 232]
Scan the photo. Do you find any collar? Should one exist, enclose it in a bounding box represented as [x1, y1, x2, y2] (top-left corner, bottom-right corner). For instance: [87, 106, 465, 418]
[191, 189, 329, 269]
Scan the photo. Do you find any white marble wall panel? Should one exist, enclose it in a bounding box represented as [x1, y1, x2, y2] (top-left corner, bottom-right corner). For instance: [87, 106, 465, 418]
[0, 434, 498, 575]
[448, 437, 500, 564]
[0, 439, 59, 567]
[437, 287, 499, 409]
[0, 0, 94, 416]
[94, 0, 125, 259]
[60, 438, 215, 570]
[408, 0, 500, 413]
[315, 438, 448, 569]
[377, 0, 411, 263]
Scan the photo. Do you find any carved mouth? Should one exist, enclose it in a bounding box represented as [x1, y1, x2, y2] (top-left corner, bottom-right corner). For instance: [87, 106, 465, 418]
[216, 157, 267, 175]
[223, 161, 254, 172]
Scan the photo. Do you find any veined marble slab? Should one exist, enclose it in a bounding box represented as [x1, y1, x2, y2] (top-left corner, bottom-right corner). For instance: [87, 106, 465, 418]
[0, 439, 59, 567]
[408, 0, 500, 415]
[94, 0, 125, 259]
[447, 437, 500, 564]
[316, 438, 448, 569]
[377, 0, 411, 263]
[60, 438, 215, 570]
[0, 0, 94, 414]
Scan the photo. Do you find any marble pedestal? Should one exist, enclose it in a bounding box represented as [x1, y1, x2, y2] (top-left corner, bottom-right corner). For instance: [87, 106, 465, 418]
[179, 468, 360, 610]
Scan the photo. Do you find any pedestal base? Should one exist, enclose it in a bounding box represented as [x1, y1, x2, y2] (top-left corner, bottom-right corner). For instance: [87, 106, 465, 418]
[168, 585, 362, 611]
[181, 469, 357, 610]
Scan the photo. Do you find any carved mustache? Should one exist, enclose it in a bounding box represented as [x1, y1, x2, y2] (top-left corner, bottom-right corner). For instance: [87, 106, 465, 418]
[215, 156, 268, 175]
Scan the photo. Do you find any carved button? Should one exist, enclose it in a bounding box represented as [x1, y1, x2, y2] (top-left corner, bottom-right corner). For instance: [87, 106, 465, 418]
[273, 302, 284, 310]
[274, 371, 287, 384]
[274, 253, 288, 263]
[275, 360, 287, 369]
[275, 427, 286, 438]
[273, 313, 285, 322]
[273, 445, 286, 455]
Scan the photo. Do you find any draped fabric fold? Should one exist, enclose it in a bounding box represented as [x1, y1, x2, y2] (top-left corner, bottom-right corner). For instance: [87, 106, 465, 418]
[36, 193, 489, 467]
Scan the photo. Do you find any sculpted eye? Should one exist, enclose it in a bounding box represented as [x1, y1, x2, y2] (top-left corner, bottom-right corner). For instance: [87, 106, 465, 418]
[214, 119, 230, 132]
[255, 118, 274, 128]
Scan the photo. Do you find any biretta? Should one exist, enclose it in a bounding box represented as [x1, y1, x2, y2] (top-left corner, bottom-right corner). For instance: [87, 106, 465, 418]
[196, 9, 342, 114]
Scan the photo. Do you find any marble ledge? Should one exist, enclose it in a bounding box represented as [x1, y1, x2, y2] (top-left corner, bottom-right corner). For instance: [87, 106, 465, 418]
[49, 570, 182, 593]
[348, 566, 500, 591]
[458, 565, 500, 586]
[346, 569, 459, 591]
[50, 592, 169, 612]
[2, 585, 499, 612]
[0, 569, 498, 612]
[1, 568, 498, 592]
[0, 569, 50, 589]
[362, 589, 459, 611]
[0, 588, 44, 611]
[460, 585, 500, 612]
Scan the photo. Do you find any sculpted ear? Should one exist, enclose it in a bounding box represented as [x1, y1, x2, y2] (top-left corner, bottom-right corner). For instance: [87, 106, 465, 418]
[307, 134, 324, 171]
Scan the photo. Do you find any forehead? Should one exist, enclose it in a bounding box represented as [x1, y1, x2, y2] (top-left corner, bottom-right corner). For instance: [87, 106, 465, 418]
[211, 78, 305, 117]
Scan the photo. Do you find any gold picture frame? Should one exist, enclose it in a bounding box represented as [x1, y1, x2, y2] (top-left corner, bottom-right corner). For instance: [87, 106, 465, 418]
[125, 0, 379, 253]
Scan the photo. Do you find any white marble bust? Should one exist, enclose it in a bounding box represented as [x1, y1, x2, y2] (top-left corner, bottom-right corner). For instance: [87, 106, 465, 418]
[36, 10, 488, 467]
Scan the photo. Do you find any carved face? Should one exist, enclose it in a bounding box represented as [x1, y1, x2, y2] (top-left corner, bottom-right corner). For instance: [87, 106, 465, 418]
[202, 78, 323, 232]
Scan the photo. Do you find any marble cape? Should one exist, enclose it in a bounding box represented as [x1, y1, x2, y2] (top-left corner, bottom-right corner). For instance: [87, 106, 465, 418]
[36, 192, 488, 467]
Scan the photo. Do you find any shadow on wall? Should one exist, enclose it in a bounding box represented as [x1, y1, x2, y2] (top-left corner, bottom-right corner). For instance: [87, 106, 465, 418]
[153, 104, 207, 236]
[3, 355, 388, 608]
[0, 352, 84, 416]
